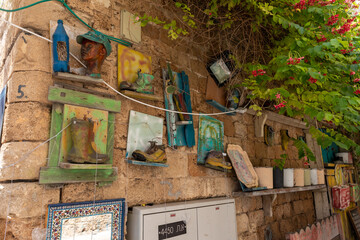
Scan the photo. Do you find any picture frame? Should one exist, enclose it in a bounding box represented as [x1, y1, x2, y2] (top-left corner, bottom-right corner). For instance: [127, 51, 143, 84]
[46, 198, 126, 240]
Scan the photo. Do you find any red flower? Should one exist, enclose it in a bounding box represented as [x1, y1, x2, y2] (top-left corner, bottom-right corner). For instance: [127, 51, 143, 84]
[353, 60, 357, 64]
[309, 77, 317, 83]
[290, 77, 295, 80]
[252, 70, 258, 77]
[354, 78, 360, 83]
[274, 101, 287, 109]
[350, 71, 356, 75]
[354, 89, 360, 94]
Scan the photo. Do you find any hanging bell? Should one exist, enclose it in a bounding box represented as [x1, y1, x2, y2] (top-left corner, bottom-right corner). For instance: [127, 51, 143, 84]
[52, 19, 69, 72]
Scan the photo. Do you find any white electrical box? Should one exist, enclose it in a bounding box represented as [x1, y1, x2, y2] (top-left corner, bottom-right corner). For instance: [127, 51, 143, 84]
[127, 197, 237, 240]
[120, 10, 141, 44]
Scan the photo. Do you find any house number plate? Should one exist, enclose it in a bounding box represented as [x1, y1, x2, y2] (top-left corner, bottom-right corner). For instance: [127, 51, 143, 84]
[158, 221, 187, 239]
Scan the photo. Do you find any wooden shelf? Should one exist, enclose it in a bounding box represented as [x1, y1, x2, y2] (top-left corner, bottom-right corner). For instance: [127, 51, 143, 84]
[59, 162, 113, 169]
[53, 72, 104, 85]
[233, 184, 326, 197]
[125, 159, 168, 167]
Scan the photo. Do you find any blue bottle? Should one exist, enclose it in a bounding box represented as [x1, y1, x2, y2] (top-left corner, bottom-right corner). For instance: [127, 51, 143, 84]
[52, 20, 69, 72]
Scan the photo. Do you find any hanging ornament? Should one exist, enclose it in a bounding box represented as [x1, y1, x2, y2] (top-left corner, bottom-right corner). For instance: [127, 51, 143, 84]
[52, 19, 69, 72]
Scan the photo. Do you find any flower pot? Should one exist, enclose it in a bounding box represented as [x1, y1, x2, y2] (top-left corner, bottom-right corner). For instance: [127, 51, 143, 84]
[283, 168, 294, 187]
[254, 167, 273, 189]
[273, 167, 284, 189]
[311, 169, 318, 185]
[304, 169, 311, 186]
[317, 169, 325, 184]
[294, 168, 304, 187]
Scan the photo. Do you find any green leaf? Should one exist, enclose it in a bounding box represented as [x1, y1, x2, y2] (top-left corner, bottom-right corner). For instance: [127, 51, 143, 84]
[316, 111, 325, 121]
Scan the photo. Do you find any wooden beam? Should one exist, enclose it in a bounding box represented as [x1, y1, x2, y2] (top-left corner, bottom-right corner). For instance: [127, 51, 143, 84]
[255, 114, 267, 137]
[263, 194, 277, 217]
[53, 72, 104, 85]
[120, 90, 163, 102]
[48, 86, 121, 113]
[232, 184, 326, 197]
[247, 109, 308, 129]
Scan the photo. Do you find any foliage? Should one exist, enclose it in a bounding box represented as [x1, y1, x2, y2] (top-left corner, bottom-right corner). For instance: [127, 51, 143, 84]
[274, 153, 287, 170]
[137, 0, 360, 160]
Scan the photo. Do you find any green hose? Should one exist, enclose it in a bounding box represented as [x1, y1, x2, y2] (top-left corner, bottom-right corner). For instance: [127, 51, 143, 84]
[0, 0, 132, 46]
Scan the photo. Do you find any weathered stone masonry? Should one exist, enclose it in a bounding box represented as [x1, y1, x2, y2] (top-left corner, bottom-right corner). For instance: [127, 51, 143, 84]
[0, 1, 316, 239]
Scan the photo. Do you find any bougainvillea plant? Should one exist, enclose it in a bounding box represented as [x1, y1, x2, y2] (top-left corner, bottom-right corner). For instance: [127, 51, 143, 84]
[137, 0, 360, 161]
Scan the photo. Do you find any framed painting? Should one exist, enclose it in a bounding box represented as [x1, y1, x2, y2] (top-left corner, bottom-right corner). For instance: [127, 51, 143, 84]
[46, 198, 126, 240]
[227, 144, 258, 188]
[197, 115, 224, 165]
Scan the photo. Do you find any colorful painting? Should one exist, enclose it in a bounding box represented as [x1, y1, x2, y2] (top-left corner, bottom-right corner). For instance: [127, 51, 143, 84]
[227, 144, 258, 188]
[46, 199, 125, 240]
[197, 116, 224, 165]
[286, 214, 343, 240]
[0, 85, 6, 138]
[126, 110, 163, 159]
[117, 45, 152, 88]
[60, 104, 108, 162]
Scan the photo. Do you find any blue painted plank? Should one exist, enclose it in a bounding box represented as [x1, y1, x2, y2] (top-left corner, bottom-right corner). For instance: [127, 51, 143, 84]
[181, 71, 195, 147]
[205, 100, 236, 116]
[240, 182, 267, 192]
[126, 159, 168, 167]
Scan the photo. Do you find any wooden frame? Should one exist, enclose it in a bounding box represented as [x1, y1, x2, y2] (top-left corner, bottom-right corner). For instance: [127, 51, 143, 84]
[39, 86, 121, 184]
[348, 207, 360, 239]
[46, 198, 126, 240]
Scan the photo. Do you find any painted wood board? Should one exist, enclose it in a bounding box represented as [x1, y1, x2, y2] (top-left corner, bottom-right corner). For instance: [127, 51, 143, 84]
[197, 115, 224, 165]
[205, 100, 236, 116]
[0, 86, 6, 139]
[227, 144, 258, 188]
[117, 45, 152, 88]
[48, 86, 121, 112]
[163, 68, 177, 147]
[125, 159, 168, 167]
[59, 104, 108, 163]
[120, 90, 162, 101]
[53, 72, 104, 85]
[181, 71, 195, 147]
[125, 110, 163, 159]
[59, 162, 113, 169]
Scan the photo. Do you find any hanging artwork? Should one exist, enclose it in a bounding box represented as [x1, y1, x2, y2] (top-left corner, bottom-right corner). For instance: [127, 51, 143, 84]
[0, 85, 7, 139]
[125, 110, 166, 166]
[46, 198, 126, 240]
[117, 45, 152, 87]
[197, 116, 224, 165]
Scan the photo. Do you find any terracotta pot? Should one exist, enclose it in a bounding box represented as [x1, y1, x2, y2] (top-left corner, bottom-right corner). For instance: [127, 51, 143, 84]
[283, 168, 294, 188]
[273, 167, 284, 189]
[317, 169, 325, 184]
[304, 169, 311, 186]
[294, 168, 305, 187]
[254, 167, 273, 189]
[311, 169, 318, 185]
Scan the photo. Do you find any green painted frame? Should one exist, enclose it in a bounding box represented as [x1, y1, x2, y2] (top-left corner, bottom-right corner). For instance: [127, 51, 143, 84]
[39, 87, 121, 184]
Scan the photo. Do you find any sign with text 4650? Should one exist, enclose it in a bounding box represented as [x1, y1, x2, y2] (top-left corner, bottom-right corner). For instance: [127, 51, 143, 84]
[158, 221, 187, 240]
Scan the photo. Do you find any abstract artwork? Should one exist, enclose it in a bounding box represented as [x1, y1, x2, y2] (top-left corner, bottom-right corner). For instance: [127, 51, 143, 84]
[46, 199, 126, 240]
[0, 85, 6, 138]
[117, 45, 152, 87]
[227, 144, 258, 188]
[126, 110, 163, 159]
[197, 115, 224, 165]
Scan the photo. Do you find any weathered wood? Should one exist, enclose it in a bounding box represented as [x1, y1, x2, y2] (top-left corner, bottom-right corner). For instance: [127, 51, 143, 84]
[126, 159, 168, 167]
[314, 191, 331, 220]
[120, 90, 163, 101]
[205, 100, 236, 116]
[54, 81, 115, 99]
[348, 207, 360, 239]
[59, 163, 113, 169]
[48, 86, 121, 113]
[247, 109, 308, 129]
[53, 72, 104, 85]
[39, 167, 117, 184]
[176, 121, 192, 126]
[263, 194, 277, 217]
[255, 114, 268, 138]
[107, 113, 115, 165]
[232, 184, 326, 197]
[47, 103, 63, 167]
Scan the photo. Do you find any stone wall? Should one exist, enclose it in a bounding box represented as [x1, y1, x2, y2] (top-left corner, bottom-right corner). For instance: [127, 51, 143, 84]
[0, 1, 316, 239]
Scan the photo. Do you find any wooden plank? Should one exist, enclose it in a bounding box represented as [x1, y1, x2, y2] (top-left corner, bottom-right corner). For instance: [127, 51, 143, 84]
[254, 114, 267, 138]
[53, 72, 105, 85]
[232, 184, 326, 197]
[107, 113, 115, 165]
[39, 167, 117, 184]
[176, 121, 192, 126]
[205, 100, 236, 116]
[48, 86, 121, 113]
[325, 169, 335, 176]
[120, 90, 163, 101]
[314, 191, 330, 220]
[263, 194, 277, 217]
[54, 81, 115, 99]
[347, 207, 360, 239]
[247, 109, 308, 129]
[126, 159, 168, 167]
[47, 103, 63, 167]
[59, 163, 113, 169]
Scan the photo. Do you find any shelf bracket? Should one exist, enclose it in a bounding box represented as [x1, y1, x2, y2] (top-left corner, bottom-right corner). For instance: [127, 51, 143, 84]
[263, 194, 277, 217]
[255, 114, 268, 138]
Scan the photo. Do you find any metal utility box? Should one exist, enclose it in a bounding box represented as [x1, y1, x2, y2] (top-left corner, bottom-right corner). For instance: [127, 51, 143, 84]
[127, 197, 237, 240]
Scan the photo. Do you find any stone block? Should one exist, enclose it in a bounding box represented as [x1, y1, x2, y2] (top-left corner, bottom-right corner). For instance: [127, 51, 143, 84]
[255, 142, 267, 159]
[283, 203, 292, 218]
[243, 113, 254, 125]
[204, 177, 237, 197]
[235, 196, 257, 213]
[127, 178, 157, 206]
[8, 71, 52, 105]
[287, 146, 299, 160]
[224, 116, 235, 137]
[0, 217, 44, 240]
[238, 232, 258, 240]
[273, 205, 284, 221]
[188, 153, 206, 177]
[279, 219, 293, 236]
[257, 225, 267, 240]
[0, 182, 59, 218]
[189, 58, 208, 78]
[236, 213, 249, 233]
[142, 23, 160, 40]
[158, 149, 188, 178]
[234, 122, 247, 138]
[303, 199, 314, 211]
[2, 102, 50, 143]
[248, 210, 264, 227]
[243, 140, 255, 158]
[113, 121, 128, 149]
[112, 148, 126, 177]
[0, 142, 48, 181]
[247, 125, 255, 140]
[270, 221, 281, 240]
[227, 137, 243, 147]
